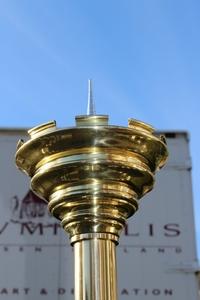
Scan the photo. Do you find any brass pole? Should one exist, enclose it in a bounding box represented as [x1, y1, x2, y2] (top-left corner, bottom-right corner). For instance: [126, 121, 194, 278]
[15, 114, 168, 300]
[74, 234, 117, 300]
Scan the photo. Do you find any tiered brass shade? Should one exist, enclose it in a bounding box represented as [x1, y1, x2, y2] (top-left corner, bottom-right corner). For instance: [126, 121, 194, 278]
[16, 114, 168, 300]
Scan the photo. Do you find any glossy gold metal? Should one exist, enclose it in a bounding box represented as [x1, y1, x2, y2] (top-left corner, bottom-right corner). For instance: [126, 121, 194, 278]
[74, 234, 117, 300]
[15, 114, 168, 300]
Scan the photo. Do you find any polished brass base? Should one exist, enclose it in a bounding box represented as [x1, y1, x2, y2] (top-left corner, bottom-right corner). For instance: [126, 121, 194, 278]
[15, 115, 168, 300]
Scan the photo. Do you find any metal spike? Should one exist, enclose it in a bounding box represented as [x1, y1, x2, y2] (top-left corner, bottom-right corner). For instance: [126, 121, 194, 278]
[87, 79, 96, 115]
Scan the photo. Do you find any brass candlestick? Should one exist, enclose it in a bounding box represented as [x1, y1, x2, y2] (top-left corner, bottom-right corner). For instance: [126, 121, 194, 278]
[15, 84, 168, 300]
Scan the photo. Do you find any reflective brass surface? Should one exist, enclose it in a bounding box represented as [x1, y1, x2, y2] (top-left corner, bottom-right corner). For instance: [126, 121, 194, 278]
[74, 234, 117, 300]
[15, 115, 168, 300]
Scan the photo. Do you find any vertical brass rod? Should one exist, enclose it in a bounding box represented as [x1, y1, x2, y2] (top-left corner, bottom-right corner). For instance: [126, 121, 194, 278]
[74, 238, 118, 300]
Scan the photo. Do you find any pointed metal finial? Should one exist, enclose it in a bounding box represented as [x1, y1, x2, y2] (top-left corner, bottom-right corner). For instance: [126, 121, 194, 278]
[87, 79, 96, 115]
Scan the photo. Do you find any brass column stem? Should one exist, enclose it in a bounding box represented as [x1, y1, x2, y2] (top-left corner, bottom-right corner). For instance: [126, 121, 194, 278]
[74, 237, 117, 300]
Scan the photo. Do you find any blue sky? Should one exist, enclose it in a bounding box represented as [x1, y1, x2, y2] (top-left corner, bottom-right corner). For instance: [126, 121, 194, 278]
[0, 1, 200, 253]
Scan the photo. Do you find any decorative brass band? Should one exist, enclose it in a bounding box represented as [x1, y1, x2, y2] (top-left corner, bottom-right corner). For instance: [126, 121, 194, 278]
[70, 233, 119, 245]
[49, 180, 138, 239]
[15, 116, 168, 242]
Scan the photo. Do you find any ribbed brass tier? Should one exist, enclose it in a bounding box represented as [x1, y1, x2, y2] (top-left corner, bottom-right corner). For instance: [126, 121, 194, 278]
[15, 114, 168, 300]
[16, 115, 167, 241]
